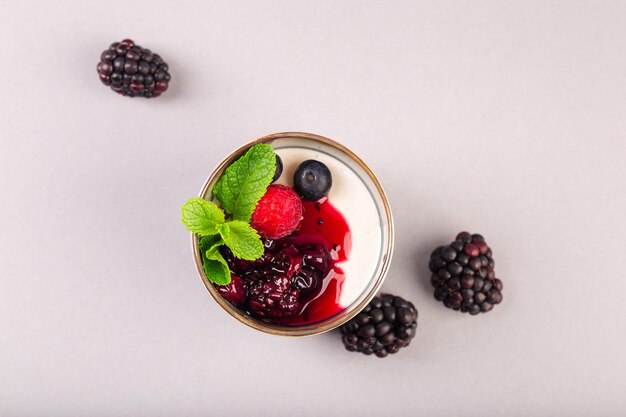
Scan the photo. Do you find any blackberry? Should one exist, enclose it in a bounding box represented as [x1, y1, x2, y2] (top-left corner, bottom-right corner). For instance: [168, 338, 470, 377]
[97, 39, 171, 98]
[292, 245, 330, 296]
[215, 275, 247, 305]
[429, 232, 503, 315]
[248, 274, 300, 319]
[291, 267, 320, 295]
[301, 244, 330, 272]
[340, 294, 418, 358]
[217, 240, 334, 320]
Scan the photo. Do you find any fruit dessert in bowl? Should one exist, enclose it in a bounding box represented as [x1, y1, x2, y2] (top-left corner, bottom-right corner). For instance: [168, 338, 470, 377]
[182, 132, 393, 336]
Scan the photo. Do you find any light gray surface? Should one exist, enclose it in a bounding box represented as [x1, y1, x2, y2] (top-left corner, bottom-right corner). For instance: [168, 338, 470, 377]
[1, 1, 625, 416]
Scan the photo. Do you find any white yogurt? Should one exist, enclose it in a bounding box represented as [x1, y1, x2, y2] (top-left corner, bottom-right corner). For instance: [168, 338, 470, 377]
[274, 145, 384, 308]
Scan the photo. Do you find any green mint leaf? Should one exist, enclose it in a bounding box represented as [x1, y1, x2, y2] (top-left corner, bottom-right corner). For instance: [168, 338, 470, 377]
[181, 198, 226, 236]
[217, 220, 264, 260]
[199, 235, 223, 253]
[186, 144, 273, 282]
[202, 243, 231, 285]
[213, 143, 276, 222]
[198, 235, 231, 285]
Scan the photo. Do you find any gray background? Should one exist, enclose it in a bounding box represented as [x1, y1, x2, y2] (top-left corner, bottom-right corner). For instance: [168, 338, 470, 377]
[1, 1, 625, 416]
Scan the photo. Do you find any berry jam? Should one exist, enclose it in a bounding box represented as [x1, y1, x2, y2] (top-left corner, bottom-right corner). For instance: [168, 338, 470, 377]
[277, 197, 351, 325]
[216, 197, 352, 325]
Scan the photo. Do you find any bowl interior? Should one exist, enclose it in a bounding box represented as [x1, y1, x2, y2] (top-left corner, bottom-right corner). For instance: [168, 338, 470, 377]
[192, 132, 394, 336]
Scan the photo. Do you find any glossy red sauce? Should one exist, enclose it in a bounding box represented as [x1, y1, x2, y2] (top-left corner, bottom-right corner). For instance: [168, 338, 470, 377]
[276, 197, 351, 325]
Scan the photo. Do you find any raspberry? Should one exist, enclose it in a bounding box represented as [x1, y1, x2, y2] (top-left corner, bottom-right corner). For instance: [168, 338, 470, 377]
[250, 184, 303, 239]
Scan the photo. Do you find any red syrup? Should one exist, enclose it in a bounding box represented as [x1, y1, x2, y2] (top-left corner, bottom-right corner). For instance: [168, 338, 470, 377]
[276, 197, 352, 325]
[216, 197, 352, 325]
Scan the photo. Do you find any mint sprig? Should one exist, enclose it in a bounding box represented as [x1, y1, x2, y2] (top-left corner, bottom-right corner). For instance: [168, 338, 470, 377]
[182, 143, 276, 285]
[203, 246, 231, 286]
[181, 197, 225, 236]
[198, 235, 230, 286]
[216, 220, 263, 261]
[213, 143, 276, 222]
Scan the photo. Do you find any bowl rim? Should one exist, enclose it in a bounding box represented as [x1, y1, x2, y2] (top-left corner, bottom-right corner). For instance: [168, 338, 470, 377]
[191, 132, 394, 336]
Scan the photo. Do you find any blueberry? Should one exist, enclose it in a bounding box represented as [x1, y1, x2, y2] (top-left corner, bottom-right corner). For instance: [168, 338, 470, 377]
[272, 154, 283, 183]
[293, 160, 332, 201]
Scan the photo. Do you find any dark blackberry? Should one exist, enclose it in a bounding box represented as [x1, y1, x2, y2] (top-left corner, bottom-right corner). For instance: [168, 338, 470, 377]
[248, 274, 300, 319]
[291, 267, 321, 295]
[301, 244, 330, 272]
[340, 294, 418, 358]
[215, 275, 247, 305]
[220, 243, 302, 278]
[217, 240, 335, 320]
[292, 244, 330, 295]
[97, 39, 171, 98]
[220, 246, 271, 274]
[219, 243, 304, 319]
[428, 232, 503, 315]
